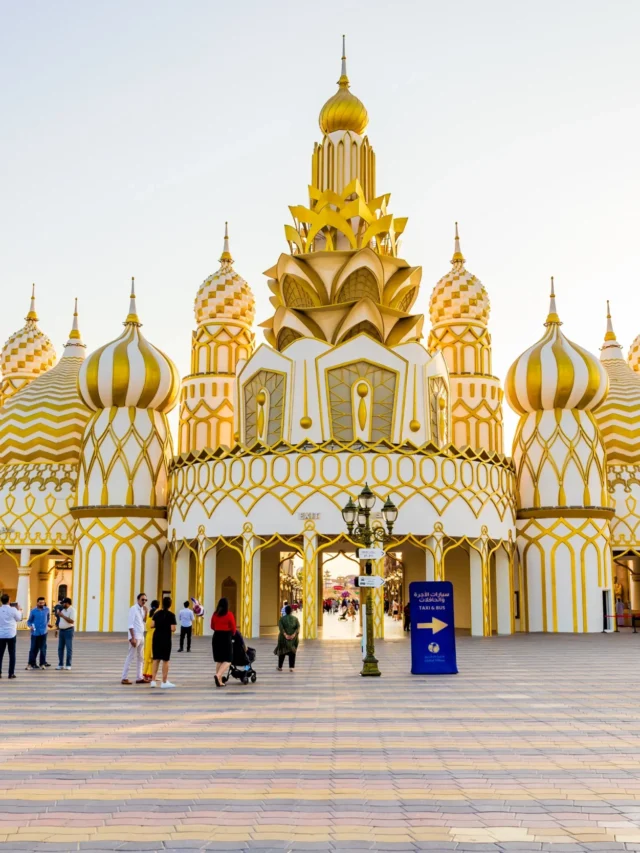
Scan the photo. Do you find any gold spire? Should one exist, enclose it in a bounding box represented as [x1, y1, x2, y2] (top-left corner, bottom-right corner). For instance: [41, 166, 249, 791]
[219, 221, 233, 265]
[63, 297, 86, 354]
[318, 36, 369, 135]
[124, 277, 141, 326]
[544, 277, 562, 326]
[68, 298, 82, 341]
[451, 222, 465, 266]
[605, 299, 617, 341]
[338, 33, 349, 87]
[25, 283, 38, 322]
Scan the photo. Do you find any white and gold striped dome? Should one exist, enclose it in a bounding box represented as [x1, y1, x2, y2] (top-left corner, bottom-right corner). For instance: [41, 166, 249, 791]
[505, 280, 608, 416]
[628, 333, 640, 374]
[79, 280, 180, 413]
[0, 301, 90, 464]
[429, 224, 490, 326]
[595, 303, 640, 465]
[194, 224, 255, 327]
[0, 286, 56, 401]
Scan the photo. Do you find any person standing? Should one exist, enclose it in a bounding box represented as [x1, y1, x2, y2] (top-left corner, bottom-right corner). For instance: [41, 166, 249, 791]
[177, 601, 195, 652]
[0, 593, 22, 679]
[56, 598, 76, 670]
[53, 594, 64, 638]
[211, 597, 236, 687]
[121, 592, 148, 685]
[143, 600, 159, 682]
[26, 597, 51, 670]
[150, 596, 177, 689]
[275, 604, 300, 672]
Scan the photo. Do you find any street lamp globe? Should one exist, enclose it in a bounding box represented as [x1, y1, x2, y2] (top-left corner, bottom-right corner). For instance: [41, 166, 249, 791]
[358, 483, 376, 511]
[341, 497, 357, 527]
[382, 496, 398, 530]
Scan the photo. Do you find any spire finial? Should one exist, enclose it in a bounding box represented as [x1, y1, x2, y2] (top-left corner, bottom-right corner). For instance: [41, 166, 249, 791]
[544, 276, 562, 326]
[124, 276, 141, 326]
[451, 221, 465, 265]
[63, 297, 86, 354]
[26, 283, 38, 322]
[219, 221, 233, 265]
[69, 297, 81, 340]
[338, 34, 349, 88]
[605, 299, 617, 342]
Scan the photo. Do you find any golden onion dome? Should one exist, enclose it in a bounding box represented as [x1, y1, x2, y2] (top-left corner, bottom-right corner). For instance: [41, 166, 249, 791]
[194, 223, 255, 327]
[0, 300, 90, 464]
[628, 332, 640, 373]
[1, 286, 56, 400]
[595, 302, 640, 465]
[505, 279, 608, 416]
[318, 37, 368, 136]
[429, 223, 490, 326]
[78, 279, 180, 413]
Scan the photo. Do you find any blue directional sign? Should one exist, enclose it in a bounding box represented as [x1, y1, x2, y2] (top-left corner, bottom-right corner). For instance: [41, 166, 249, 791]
[409, 581, 458, 674]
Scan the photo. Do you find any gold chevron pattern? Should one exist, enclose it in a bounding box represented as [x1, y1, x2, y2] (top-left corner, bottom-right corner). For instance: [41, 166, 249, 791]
[596, 357, 640, 464]
[0, 356, 90, 464]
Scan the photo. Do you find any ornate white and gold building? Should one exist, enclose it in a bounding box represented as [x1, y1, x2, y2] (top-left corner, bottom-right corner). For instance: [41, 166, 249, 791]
[0, 43, 631, 637]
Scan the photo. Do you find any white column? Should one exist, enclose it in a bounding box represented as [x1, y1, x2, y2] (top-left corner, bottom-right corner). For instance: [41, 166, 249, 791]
[250, 542, 261, 639]
[424, 539, 435, 581]
[16, 547, 31, 614]
[495, 548, 512, 635]
[175, 547, 190, 610]
[469, 548, 484, 637]
[202, 546, 217, 637]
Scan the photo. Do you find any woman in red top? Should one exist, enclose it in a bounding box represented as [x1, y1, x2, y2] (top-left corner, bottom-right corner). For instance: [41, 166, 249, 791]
[211, 597, 236, 687]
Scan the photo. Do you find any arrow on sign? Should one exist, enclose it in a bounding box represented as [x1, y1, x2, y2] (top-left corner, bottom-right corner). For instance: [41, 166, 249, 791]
[416, 617, 448, 634]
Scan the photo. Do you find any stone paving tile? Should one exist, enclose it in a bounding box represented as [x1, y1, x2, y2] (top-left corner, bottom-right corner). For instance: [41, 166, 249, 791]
[3, 632, 640, 849]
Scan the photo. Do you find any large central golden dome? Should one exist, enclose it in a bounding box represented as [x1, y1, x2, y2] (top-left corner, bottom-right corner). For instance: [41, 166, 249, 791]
[318, 37, 368, 136]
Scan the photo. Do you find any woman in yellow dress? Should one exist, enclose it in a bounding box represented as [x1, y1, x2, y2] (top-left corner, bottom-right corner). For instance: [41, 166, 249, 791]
[143, 600, 159, 682]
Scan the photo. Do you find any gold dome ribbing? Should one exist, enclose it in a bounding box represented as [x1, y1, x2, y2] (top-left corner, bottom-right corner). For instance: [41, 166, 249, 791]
[505, 280, 608, 415]
[318, 37, 368, 136]
[78, 279, 180, 413]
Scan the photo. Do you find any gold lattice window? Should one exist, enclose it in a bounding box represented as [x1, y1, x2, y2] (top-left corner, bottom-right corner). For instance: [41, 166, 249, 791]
[327, 362, 397, 442]
[396, 288, 417, 313]
[244, 370, 286, 446]
[341, 321, 382, 343]
[336, 268, 379, 303]
[277, 328, 302, 351]
[282, 275, 316, 309]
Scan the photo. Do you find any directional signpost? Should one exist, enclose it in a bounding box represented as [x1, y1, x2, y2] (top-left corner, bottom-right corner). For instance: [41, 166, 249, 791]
[409, 581, 458, 674]
[355, 575, 385, 588]
[358, 548, 385, 560]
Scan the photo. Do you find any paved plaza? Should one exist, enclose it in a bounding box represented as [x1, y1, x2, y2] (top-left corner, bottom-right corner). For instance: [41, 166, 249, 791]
[1, 628, 640, 852]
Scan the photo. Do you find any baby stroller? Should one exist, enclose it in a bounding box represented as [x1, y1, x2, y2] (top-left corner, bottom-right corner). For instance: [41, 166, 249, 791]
[223, 630, 257, 685]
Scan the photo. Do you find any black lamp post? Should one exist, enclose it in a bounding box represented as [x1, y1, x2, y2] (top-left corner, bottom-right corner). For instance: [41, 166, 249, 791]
[341, 483, 397, 677]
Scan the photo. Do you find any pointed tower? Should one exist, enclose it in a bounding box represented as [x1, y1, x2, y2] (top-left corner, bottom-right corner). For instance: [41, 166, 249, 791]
[73, 280, 180, 631]
[428, 224, 503, 453]
[595, 302, 640, 465]
[594, 303, 640, 611]
[506, 280, 612, 632]
[0, 300, 89, 464]
[178, 224, 255, 453]
[0, 285, 56, 405]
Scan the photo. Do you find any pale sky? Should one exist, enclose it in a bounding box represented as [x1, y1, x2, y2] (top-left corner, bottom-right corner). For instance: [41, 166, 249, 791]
[1, 0, 639, 446]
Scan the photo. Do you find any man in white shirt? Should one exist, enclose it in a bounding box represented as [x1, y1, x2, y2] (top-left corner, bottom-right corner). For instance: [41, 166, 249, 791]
[0, 593, 22, 679]
[121, 592, 147, 685]
[56, 597, 76, 671]
[177, 601, 195, 652]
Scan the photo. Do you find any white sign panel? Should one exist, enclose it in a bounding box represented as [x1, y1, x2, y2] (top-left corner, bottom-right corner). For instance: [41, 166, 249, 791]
[358, 547, 385, 560]
[357, 575, 385, 588]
